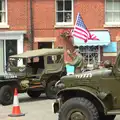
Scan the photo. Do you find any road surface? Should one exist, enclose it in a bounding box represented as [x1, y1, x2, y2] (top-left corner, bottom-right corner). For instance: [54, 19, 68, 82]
[0, 93, 119, 120]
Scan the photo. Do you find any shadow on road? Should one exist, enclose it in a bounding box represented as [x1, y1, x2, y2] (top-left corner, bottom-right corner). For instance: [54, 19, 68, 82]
[19, 94, 54, 103]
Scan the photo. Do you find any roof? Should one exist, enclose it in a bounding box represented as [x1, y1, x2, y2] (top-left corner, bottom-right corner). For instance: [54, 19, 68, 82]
[10, 48, 64, 58]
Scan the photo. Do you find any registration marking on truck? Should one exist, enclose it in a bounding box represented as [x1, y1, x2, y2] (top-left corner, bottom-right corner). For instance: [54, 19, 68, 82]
[75, 73, 92, 79]
[5, 75, 17, 79]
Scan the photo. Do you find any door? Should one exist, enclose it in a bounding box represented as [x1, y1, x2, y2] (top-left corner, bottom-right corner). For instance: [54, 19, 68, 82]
[45, 54, 64, 74]
[5, 40, 17, 66]
[0, 40, 4, 73]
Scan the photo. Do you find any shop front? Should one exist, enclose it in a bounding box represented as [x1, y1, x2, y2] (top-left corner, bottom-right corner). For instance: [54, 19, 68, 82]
[0, 31, 26, 73]
[73, 30, 112, 65]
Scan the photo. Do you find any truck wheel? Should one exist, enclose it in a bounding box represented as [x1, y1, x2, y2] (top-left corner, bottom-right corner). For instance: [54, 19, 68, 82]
[46, 80, 58, 99]
[59, 97, 99, 120]
[0, 85, 13, 105]
[27, 90, 41, 98]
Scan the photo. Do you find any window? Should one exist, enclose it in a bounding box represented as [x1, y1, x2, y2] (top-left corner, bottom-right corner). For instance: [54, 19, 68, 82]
[0, 0, 7, 24]
[47, 56, 54, 64]
[56, 0, 73, 25]
[47, 55, 63, 64]
[79, 46, 100, 65]
[105, 0, 120, 25]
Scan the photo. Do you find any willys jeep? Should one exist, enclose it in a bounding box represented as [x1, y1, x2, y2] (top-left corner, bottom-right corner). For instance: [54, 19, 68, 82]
[0, 48, 66, 105]
[52, 51, 120, 120]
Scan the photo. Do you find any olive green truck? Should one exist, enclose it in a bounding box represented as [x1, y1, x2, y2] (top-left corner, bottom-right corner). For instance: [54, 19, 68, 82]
[0, 48, 66, 105]
[53, 51, 120, 120]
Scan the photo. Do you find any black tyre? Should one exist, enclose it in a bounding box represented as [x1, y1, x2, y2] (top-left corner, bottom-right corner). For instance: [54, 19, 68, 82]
[0, 85, 14, 105]
[27, 90, 41, 98]
[59, 97, 99, 120]
[46, 80, 58, 99]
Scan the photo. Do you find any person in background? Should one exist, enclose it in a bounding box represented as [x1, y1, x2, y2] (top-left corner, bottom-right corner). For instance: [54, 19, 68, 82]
[66, 46, 85, 73]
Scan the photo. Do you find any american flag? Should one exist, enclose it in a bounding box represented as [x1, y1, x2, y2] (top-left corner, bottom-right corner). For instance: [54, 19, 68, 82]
[72, 13, 99, 43]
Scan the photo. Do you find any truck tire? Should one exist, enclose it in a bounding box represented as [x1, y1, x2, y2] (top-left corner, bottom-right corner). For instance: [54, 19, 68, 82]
[59, 97, 99, 120]
[0, 85, 13, 105]
[46, 80, 58, 99]
[27, 90, 41, 98]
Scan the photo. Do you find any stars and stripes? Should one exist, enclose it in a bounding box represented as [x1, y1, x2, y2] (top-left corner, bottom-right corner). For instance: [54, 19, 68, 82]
[72, 13, 99, 43]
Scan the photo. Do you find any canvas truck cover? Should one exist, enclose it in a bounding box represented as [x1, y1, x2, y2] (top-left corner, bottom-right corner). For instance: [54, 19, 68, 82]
[9, 48, 64, 58]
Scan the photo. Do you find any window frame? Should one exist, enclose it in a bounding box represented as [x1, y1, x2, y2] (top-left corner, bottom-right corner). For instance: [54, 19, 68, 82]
[79, 46, 101, 65]
[0, 0, 9, 28]
[55, 0, 74, 26]
[105, 0, 120, 25]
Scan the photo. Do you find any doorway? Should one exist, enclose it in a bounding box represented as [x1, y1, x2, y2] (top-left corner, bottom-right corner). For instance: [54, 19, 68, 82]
[0, 40, 4, 73]
[5, 40, 17, 66]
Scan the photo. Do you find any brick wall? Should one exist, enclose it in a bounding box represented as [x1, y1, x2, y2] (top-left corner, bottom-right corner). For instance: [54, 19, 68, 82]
[6, 0, 119, 41]
[6, 0, 120, 62]
[8, 0, 28, 30]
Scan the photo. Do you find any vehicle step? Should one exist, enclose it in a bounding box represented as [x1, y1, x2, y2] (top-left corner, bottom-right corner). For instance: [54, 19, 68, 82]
[107, 109, 120, 115]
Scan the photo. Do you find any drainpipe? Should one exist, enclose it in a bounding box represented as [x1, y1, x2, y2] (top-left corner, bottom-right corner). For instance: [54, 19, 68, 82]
[29, 0, 34, 50]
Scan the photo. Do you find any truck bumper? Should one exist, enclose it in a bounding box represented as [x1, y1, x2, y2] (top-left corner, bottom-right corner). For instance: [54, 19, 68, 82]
[52, 99, 60, 113]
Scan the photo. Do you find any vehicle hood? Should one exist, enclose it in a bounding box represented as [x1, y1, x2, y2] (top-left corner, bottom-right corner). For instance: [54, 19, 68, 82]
[60, 68, 112, 87]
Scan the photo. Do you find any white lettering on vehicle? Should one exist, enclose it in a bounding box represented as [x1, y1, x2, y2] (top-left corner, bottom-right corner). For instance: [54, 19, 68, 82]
[5, 75, 17, 79]
[75, 73, 92, 79]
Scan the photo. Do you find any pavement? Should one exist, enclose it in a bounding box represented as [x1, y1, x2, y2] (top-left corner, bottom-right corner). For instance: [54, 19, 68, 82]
[0, 93, 57, 120]
[0, 93, 120, 120]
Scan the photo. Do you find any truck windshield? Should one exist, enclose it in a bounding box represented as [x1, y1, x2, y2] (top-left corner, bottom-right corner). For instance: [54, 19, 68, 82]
[8, 58, 25, 67]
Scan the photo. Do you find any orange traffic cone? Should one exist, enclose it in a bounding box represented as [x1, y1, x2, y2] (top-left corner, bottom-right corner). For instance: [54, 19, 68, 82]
[8, 88, 25, 117]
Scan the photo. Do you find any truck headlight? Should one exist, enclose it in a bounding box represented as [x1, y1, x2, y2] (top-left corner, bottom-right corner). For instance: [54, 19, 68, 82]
[55, 80, 65, 89]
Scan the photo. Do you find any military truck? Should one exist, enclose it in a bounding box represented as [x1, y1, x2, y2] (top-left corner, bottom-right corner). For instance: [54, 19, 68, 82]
[0, 48, 66, 105]
[52, 53, 120, 120]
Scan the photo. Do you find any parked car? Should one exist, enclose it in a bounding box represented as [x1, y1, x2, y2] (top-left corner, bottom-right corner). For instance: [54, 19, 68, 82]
[0, 48, 66, 105]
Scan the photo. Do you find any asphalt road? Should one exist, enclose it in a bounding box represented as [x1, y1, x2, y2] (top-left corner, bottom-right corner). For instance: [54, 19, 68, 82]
[0, 93, 120, 120]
